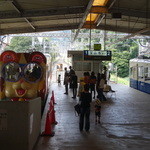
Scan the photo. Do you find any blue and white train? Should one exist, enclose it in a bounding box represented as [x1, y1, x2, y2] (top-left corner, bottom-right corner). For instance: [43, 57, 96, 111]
[129, 58, 150, 94]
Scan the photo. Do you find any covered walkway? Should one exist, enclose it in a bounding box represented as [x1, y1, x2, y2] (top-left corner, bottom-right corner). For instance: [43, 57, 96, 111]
[34, 82, 150, 150]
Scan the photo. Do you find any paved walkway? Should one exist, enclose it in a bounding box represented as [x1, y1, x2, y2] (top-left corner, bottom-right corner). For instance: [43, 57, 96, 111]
[34, 82, 150, 150]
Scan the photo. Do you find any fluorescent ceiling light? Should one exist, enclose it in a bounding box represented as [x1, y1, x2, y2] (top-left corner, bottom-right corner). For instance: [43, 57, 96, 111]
[86, 14, 98, 22]
[93, 0, 109, 6]
[85, 0, 109, 25]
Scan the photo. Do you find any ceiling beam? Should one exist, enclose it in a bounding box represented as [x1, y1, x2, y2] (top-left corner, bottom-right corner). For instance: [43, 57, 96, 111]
[90, 6, 108, 13]
[107, 27, 150, 47]
[72, 0, 94, 42]
[10, 0, 35, 30]
[110, 7, 150, 19]
[11, 0, 23, 13]
[0, 7, 85, 19]
[83, 23, 150, 35]
[96, 0, 117, 26]
[0, 24, 79, 35]
[0, 16, 82, 24]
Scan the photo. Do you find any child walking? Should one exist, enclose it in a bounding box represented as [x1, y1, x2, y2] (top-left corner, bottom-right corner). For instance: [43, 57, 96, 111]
[94, 99, 101, 124]
[58, 74, 61, 85]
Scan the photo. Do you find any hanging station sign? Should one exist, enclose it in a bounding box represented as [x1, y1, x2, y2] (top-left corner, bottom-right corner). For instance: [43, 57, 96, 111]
[83, 50, 112, 60]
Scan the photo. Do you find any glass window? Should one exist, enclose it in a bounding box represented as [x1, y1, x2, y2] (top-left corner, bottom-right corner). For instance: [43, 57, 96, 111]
[144, 67, 150, 80]
[73, 55, 82, 61]
[83, 62, 91, 71]
[74, 62, 82, 71]
[133, 67, 137, 79]
[130, 67, 133, 76]
[138, 66, 144, 78]
[144, 67, 148, 78]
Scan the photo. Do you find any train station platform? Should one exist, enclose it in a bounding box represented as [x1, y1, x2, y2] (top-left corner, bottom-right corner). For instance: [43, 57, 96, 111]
[34, 82, 150, 150]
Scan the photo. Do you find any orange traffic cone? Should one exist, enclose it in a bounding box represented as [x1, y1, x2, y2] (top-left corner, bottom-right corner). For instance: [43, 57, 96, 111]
[50, 105, 58, 125]
[51, 91, 56, 104]
[49, 98, 53, 111]
[41, 111, 54, 136]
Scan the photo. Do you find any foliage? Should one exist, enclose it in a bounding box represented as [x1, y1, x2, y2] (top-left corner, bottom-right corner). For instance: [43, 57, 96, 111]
[110, 74, 129, 85]
[105, 38, 139, 78]
[5, 37, 32, 52]
[4, 36, 58, 63]
[4, 31, 139, 79]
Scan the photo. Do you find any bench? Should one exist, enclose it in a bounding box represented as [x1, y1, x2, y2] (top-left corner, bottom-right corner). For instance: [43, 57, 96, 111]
[103, 84, 117, 100]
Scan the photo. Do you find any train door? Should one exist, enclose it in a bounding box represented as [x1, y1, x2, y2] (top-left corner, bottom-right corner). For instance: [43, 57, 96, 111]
[129, 59, 138, 89]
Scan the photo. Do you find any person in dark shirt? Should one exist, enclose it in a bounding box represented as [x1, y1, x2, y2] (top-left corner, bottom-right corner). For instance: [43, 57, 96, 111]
[79, 84, 92, 132]
[69, 66, 75, 89]
[71, 72, 78, 99]
[90, 71, 96, 99]
[63, 67, 68, 85]
[58, 74, 61, 85]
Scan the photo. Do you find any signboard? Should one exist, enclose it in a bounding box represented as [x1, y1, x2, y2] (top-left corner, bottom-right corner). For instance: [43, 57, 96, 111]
[94, 44, 101, 50]
[84, 50, 111, 60]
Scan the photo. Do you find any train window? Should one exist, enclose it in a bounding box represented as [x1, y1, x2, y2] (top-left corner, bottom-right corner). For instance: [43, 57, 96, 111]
[144, 67, 150, 80]
[130, 67, 133, 76]
[130, 67, 136, 78]
[133, 67, 137, 79]
[138, 66, 144, 78]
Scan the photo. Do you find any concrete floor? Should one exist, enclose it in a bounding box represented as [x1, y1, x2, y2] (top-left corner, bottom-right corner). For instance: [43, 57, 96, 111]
[33, 82, 150, 150]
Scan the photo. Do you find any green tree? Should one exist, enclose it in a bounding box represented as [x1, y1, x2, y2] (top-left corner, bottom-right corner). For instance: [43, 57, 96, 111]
[5, 37, 32, 52]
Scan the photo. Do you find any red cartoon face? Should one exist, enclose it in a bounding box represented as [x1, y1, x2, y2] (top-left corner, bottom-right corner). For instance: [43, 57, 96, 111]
[0, 51, 47, 100]
[2, 62, 43, 98]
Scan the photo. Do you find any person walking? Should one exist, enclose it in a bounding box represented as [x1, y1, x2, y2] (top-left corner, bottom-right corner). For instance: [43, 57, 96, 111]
[68, 66, 75, 89]
[58, 74, 61, 85]
[96, 73, 101, 98]
[83, 72, 90, 85]
[94, 99, 101, 124]
[63, 67, 68, 85]
[90, 71, 96, 99]
[77, 77, 85, 98]
[71, 72, 78, 99]
[64, 73, 69, 94]
[79, 84, 92, 132]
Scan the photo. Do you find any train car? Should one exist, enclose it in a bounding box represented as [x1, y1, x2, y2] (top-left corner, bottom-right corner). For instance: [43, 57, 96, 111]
[129, 58, 150, 94]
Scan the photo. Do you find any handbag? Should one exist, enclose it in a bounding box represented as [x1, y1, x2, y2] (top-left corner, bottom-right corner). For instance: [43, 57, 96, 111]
[74, 104, 81, 116]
